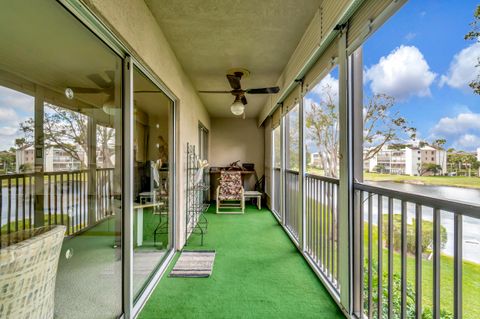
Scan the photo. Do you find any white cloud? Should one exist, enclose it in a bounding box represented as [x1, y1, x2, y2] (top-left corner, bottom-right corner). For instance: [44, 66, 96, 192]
[364, 45, 437, 101]
[404, 32, 416, 41]
[0, 126, 18, 136]
[454, 134, 480, 150]
[0, 107, 19, 123]
[432, 112, 480, 135]
[0, 86, 34, 113]
[0, 86, 34, 150]
[430, 111, 480, 151]
[439, 42, 480, 90]
[311, 73, 339, 106]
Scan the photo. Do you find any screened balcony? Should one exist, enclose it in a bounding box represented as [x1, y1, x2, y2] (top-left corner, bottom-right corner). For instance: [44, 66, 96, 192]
[1, 0, 480, 319]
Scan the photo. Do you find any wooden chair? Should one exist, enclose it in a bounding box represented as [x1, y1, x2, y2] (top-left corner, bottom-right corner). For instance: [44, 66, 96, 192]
[216, 171, 244, 214]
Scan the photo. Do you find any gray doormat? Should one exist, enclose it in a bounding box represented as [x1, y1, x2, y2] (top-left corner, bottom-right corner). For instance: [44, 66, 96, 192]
[169, 250, 216, 278]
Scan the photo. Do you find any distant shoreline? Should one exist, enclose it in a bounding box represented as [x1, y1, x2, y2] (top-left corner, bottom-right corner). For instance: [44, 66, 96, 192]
[364, 172, 480, 189]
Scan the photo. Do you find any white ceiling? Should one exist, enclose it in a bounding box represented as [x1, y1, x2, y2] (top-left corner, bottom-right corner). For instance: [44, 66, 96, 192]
[145, 0, 322, 118]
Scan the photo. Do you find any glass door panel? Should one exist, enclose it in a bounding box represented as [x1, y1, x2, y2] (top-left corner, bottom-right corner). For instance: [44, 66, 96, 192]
[0, 1, 123, 317]
[132, 66, 173, 299]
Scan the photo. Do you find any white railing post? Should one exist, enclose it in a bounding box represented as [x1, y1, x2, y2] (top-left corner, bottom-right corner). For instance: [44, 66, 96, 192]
[351, 45, 364, 317]
[123, 56, 134, 319]
[299, 82, 306, 251]
[338, 27, 353, 314]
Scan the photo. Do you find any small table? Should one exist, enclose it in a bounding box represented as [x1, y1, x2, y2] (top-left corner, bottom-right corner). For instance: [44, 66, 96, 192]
[133, 202, 163, 246]
[244, 191, 262, 210]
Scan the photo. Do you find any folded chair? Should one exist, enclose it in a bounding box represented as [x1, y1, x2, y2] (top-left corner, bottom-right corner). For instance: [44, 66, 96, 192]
[216, 171, 244, 214]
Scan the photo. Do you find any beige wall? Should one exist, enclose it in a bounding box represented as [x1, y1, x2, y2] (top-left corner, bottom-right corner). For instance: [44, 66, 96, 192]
[83, 0, 211, 249]
[210, 118, 264, 191]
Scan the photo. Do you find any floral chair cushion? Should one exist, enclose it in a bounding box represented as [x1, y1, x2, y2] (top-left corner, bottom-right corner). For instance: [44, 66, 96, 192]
[218, 171, 243, 200]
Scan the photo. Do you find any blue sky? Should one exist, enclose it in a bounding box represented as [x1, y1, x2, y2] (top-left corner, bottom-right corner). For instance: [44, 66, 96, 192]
[0, 86, 33, 150]
[362, 0, 480, 151]
[0, 1, 478, 153]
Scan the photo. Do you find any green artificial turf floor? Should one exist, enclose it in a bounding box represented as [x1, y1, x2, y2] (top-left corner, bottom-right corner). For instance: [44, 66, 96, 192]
[138, 205, 344, 319]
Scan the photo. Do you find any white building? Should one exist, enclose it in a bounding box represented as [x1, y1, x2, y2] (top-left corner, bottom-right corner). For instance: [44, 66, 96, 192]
[309, 152, 321, 167]
[16, 146, 86, 172]
[365, 144, 447, 176]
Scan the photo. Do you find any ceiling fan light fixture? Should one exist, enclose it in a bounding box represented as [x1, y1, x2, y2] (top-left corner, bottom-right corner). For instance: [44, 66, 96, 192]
[230, 100, 244, 116]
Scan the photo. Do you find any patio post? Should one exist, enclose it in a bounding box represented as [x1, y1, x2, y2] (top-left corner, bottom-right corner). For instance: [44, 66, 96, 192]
[34, 85, 45, 228]
[299, 80, 306, 251]
[87, 116, 97, 226]
[337, 27, 353, 314]
[350, 46, 365, 316]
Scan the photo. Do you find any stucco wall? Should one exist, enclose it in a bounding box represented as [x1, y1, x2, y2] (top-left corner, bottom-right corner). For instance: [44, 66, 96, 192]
[210, 118, 264, 192]
[82, 0, 211, 249]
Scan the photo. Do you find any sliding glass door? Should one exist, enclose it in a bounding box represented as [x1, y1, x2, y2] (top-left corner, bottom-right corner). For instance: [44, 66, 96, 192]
[0, 1, 176, 318]
[132, 66, 174, 299]
[0, 1, 123, 317]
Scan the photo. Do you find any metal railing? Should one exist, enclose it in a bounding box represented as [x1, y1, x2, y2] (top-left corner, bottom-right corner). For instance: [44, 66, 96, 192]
[273, 167, 281, 217]
[284, 169, 300, 240]
[305, 173, 340, 294]
[354, 182, 479, 319]
[0, 168, 115, 237]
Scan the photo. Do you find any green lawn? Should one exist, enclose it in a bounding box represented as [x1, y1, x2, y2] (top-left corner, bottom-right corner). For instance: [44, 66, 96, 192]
[365, 222, 480, 319]
[365, 172, 480, 189]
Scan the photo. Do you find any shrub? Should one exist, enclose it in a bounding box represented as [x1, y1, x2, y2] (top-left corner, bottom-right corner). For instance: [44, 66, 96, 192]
[382, 214, 447, 256]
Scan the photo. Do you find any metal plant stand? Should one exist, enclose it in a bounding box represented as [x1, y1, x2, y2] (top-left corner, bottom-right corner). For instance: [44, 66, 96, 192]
[185, 143, 209, 245]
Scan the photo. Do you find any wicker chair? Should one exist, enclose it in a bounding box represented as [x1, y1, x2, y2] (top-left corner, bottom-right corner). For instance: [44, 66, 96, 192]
[0, 225, 66, 319]
[216, 171, 244, 214]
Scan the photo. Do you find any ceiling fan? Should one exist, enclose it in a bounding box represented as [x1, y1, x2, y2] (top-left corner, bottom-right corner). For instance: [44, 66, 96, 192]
[198, 68, 280, 117]
[65, 71, 162, 114]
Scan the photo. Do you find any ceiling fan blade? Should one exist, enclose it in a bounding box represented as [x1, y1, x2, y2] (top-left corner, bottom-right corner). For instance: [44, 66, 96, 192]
[105, 70, 115, 82]
[69, 87, 105, 94]
[87, 73, 111, 89]
[226, 74, 242, 90]
[198, 90, 232, 94]
[245, 87, 280, 94]
[241, 95, 247, 105]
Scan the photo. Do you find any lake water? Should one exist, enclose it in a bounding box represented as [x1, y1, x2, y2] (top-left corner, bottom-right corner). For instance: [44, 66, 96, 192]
[366, 181, 480, 264]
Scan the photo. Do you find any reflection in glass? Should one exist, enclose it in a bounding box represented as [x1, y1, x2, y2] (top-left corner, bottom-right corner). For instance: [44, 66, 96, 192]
[133, 66, 173, 299]
[0, 0, 123, 317]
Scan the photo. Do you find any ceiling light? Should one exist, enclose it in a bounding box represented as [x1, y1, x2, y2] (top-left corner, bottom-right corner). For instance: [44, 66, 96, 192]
[230, 99, 244, 116]
[65, 88, 74, 100]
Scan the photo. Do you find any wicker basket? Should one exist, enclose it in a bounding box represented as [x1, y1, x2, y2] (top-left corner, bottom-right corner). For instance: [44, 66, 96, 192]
[0, 225, 66, 319]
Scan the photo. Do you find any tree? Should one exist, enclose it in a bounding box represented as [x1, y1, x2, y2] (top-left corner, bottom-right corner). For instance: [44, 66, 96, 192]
[374, 164, 386, 173]
[0, 150, 16, 173]
[18, 104, 115, 169]
[19, 104, 88, 168]
[96, 125, 115, 168]
[465, 5, 480, 95]
[447, 152, 478, 175]
[286, 108, 300, 170]
[419, 163, 442, 176]
[305, 86, 338, 177]
[305, 89, 416, 178]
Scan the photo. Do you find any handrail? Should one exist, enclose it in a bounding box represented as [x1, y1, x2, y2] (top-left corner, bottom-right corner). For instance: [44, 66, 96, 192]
[354, 182, 480, 219]
[305, 173, 340, 185]
[285, 169, 299, 175]
[0, 168, 114, 179]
